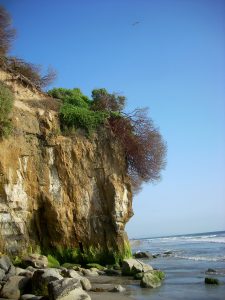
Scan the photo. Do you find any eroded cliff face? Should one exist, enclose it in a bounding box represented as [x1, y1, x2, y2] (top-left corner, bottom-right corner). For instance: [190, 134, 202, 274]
[0, 70, 133, 259]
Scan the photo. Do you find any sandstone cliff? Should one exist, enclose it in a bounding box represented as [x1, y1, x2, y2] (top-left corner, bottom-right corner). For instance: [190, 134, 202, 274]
[0, 69, 133, 262]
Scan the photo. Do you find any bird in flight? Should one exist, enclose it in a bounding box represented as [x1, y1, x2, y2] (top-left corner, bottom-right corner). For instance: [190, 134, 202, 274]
[132, 21, 140, 26]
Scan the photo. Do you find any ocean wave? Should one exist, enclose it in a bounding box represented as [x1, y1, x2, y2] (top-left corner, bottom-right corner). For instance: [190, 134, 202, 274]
[145, 235, 225, 244]
[174, 254, 225, 262]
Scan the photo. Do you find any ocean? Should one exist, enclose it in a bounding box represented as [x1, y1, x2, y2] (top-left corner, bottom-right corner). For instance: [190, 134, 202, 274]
[129, 231, 225, 299]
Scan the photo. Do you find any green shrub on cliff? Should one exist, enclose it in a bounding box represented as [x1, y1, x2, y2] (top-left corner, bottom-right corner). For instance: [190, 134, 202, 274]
[0, 81, 14, 137]
[59, 104, 108, 135]
[48, 88, 91, 108]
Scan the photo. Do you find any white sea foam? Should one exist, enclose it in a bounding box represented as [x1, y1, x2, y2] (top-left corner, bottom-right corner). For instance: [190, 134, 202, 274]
[174, 254, 225, 262]
[145, 234, 225, 244]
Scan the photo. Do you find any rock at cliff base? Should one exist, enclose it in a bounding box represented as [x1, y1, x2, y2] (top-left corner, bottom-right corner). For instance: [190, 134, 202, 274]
[0, 268, 5, 281]
[61, 269, 80, 279]
[80, 277, 91, 291]
[122, 259, 153, 275]
[0, 255, 12, 272]
[0, 275, 31, 299]
[82, 269, 99, 277]
[48, 278, 91, 300]
[22, 254, 48, 269]
[60, 269, 91, 291]
[32, 269, 63, 295]
[140, 272, 162, 288]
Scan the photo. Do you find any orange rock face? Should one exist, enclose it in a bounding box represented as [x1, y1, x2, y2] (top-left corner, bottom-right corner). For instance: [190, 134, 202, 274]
[0, 71, 133, 257]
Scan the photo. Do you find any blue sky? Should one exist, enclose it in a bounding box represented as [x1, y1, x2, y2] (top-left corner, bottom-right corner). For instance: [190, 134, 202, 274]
[2, 0, 225, 237]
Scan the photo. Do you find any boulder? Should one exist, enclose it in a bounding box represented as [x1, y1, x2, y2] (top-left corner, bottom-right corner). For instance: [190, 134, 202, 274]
[61, 269, 91, 291]
[61, 269, 80, 279]
[109, 285, 126, 292]
[80, 277, 91, 291]
[32, 269, 63, 295]
[48, 278, 91, 300]
[0, 256, 12, 272]
[22, 254, 48, 269]
[122, 259, 153, 275]
[0, 275, 30, 299]
[17, 269, 33, 278]
[82, 269, 99, 277]
[140, 272, 162, 288]
[133, 252, 153, 259]
[3, 265, 17, 281]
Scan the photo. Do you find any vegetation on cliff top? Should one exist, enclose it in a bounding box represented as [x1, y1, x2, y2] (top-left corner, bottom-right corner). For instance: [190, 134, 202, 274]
[48, 87, 167, 190]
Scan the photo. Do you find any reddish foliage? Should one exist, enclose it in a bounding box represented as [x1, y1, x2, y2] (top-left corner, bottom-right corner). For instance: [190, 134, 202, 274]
[109, 108, 166, 191]
[0, 6, 16, 56]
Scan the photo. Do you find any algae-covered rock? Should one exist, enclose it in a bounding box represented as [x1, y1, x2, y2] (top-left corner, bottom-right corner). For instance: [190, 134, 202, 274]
[205, 277, 219, 285]
[140, 272, 162, 288]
